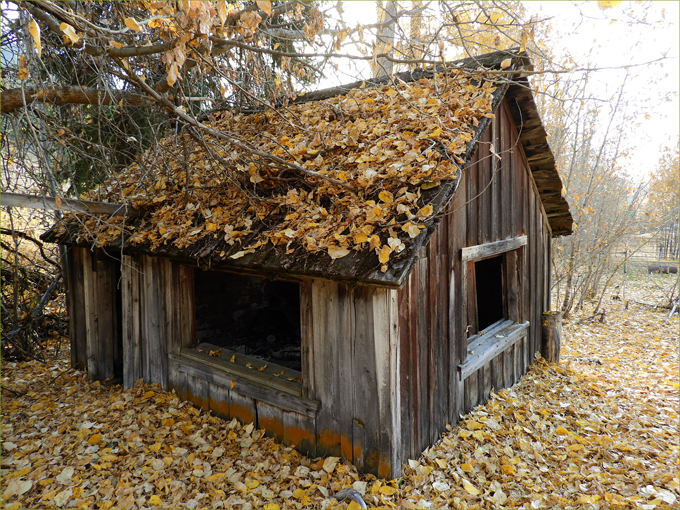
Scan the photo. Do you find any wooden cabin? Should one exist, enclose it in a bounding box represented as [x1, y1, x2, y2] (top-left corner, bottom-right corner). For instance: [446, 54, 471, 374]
[44, 50, 572, 478]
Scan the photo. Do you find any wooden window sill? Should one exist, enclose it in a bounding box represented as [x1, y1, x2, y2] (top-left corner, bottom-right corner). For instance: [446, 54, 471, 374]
[458, 319, 530, 381]
[169, 343, 319, 417]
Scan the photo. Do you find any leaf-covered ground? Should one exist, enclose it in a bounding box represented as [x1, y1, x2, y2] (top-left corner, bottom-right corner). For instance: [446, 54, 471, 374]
[2, 276, 678, 509]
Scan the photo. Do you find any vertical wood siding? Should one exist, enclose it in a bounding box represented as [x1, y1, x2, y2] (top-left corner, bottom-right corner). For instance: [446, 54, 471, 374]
[306, 281, 401, 478]
[77, 248, 120, 381]
[396, 97, 553, 462]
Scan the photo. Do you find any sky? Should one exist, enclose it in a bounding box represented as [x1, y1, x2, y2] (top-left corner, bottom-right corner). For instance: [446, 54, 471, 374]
[528, 1, 679, 179]
[325, 1, 679, 181]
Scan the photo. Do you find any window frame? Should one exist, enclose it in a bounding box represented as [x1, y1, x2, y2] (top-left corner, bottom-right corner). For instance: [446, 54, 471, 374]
[461, 235, 527, 341]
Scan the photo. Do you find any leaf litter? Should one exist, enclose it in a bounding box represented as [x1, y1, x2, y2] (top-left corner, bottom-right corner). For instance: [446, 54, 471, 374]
[1, 289, 677, 509]
[53, 69, 498, 269]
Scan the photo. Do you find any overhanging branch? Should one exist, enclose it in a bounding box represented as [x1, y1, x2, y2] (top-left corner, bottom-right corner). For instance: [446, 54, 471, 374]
[1, 86, 155, 114]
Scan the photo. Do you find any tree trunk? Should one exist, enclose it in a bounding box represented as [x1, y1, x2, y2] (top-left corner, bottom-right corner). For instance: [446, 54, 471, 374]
[374, 1, 398, 77]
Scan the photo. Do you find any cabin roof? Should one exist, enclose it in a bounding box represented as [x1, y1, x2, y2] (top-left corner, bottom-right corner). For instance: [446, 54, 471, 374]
[44, 49, 572, 287]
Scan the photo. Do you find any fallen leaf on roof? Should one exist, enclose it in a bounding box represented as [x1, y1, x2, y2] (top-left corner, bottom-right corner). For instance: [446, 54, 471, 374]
[55, 70, 498, 268]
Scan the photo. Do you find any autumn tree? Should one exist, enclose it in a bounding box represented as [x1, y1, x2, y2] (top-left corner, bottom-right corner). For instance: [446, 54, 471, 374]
[644, 143, 680, 261]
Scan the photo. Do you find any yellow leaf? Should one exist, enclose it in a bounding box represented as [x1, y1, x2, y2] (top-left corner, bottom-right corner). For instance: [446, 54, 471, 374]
[369, 234, 381, 251]
[501, 464, 515, 475]
[59, 23, 80, 45]
[421, 181, 440, 190]
[500, 58, 512, 69]
[293, 488, 306, 499]
[88, 433, 101, 444]
[274, 371, 284, 377]
[377, 245, 391, 264]
[161, 418, 175, 427]
[148, 495, 162, 506]
[461, 463, 474, 473]
[379, 485, 398, 496]
[256, 0, 272, 15]
[230, 380, 235, 389]
[354, 232, 369, 244]
[143, 391, 155, 399]
[467, 420, 483, 430]
[463, 479, 479, 495]
[417, 204, 434, 218]
[263, 505, 281, 510]
[597, 0, 622, 9]
[401, 222, 423, 239]
[347, 502, 363, 510]
[379, 190, 394, 203]
[323, 456, 340, 473]
[230, 355, 236, 363]
[555, 425, 569, 435]
[428, 126, 442, 138]
[247, 480, 260, 489]
[124, 17, 143, 32]
[28, 20, 41, 57]
[207, 223, 217, 232]
[328, 245, 350, 260]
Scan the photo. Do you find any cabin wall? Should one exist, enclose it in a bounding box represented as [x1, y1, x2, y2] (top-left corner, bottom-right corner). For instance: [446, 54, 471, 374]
[65, 247, 122, 380]
[396, 97, 552, 461]
[63, 99, 553, 480]
[304, 280, 401, 478]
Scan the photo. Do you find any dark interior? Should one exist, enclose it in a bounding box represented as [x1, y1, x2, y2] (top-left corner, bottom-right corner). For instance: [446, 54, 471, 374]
[475, 255, 505, 331]
[194, 270, 302, 371]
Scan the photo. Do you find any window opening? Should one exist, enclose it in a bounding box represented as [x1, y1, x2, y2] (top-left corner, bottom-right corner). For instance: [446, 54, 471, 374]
[194, 270, 301, 371]
[474, 255, 504, 331]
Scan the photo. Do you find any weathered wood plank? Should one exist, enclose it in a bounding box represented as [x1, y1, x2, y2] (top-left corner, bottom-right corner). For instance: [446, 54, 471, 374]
[122, 254, 143, 389]
[168, 361, 188, 400]
[309, 280, 354, 460]
[66, 247, 87, 370]
[299, 281, 314, 400]
[208, 382, 231, 420]
[459, 321, 530, 380]
[257, 400, 285, 442]
[415, 256, 429, 452]
[229, 389, 257, 426]
[397, 272, 414, 460]
[283, 411, 316, 457]
[189, 343, 302, 395]
[170, 352, 319, 416]
[491, 115, 501, 242]
[461, 235, 528, 261]
[82, 249, 97, 378]
[374, 288, 399, 478]
[177, 264, 195, 350]
[387, 288, 402, 475]
[186, 374, 209, 411]
[352, 285, 379, 473]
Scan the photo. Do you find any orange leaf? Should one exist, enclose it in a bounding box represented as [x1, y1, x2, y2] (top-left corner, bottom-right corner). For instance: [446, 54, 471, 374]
[256, 0, 272, 15]
[377, 245, 391, 264]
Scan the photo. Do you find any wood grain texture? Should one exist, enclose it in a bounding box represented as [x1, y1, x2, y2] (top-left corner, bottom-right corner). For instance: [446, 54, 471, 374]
[122, 254, 143, 389]
[66, 247, 87, 369]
